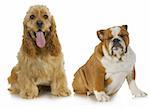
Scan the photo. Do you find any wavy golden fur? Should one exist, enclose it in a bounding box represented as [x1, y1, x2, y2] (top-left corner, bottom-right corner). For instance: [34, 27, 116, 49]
[8, 5, 70, 99]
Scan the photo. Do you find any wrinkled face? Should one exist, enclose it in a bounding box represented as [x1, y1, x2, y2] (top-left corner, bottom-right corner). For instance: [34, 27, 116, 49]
[24, 5, 52, 48]
[97, 25, 129, 59]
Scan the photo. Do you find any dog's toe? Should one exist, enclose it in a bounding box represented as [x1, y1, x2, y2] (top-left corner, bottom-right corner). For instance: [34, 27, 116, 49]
[52, 88, 71, 97]
[94, 91, 110, 102]
[132, 89, 147, 97]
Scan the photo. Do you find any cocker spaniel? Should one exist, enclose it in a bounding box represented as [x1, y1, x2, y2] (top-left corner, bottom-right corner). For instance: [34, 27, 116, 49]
[8, 5, 70, 99]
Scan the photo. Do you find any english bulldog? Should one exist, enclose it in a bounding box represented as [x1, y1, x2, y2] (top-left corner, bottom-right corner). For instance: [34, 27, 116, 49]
[72, 25, 147, 102]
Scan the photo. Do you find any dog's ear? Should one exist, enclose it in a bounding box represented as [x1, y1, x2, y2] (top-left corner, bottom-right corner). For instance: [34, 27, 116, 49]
[22, 35, 36, 57]
[97, 30, 105, 41]
[46, 16, 61, 56]
[122, 25, 128, 30]
[23, 20, 28, 36]
[22, 19, 36, 57]
[50, 16, 56, 34]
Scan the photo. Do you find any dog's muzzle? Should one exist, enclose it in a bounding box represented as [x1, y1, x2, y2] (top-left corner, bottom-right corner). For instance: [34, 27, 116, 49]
[36, 20, 43, 28]
[112, 38, 123, 51]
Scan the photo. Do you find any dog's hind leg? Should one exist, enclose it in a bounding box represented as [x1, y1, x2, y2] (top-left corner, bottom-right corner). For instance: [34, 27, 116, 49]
[72, 70, 89, 95]
[8, 66, 20, 94]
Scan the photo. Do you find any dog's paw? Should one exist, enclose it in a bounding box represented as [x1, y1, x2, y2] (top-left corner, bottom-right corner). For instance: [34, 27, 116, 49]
[20, 91, 38, 99]
[52, 88, 71, 97]
[19, 87, 39, 99]
[94, 91, 110, 102]
[87, 91, 93, 96]
[132, 89, 147, 97]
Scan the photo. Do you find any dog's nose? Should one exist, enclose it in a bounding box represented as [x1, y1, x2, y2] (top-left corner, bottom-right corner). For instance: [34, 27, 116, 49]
[113, 38, 121, 46]
[36, 20, 43, 28]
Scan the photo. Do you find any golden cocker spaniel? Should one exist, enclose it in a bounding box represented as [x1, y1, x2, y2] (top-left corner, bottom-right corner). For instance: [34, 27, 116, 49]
[8, 5, 70, 98]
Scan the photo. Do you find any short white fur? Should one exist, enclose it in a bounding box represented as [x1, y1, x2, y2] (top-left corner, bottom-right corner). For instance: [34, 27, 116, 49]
[101, 45, 136, 95]
[128, 80, 147, 97]
[94, 91, 110, 102]
[111, 26, 121, 36]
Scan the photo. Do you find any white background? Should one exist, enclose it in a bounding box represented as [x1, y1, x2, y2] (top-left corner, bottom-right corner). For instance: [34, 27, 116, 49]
[0, 0, 149, 109]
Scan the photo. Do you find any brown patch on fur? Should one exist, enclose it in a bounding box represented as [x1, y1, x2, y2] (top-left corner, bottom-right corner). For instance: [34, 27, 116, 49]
[97, 29, 112, 55]
[97, 29, 112, 41]
[119, 25, 129, 47]
[132, 66, 136, 80]
[72, 43, 109, 94]
[105, 78, 112, 87]
[8, 5, 70, 99]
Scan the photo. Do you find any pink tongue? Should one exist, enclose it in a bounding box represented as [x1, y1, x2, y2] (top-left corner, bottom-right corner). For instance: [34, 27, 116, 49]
[35, 32, 46, 48]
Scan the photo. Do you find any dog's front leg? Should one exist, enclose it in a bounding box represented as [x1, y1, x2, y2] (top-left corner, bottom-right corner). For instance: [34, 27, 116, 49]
[94, 72, 110, 102]
[51, 71, 71, 97]
[126, 67, 147, 97]
[17, 73, 39, 99]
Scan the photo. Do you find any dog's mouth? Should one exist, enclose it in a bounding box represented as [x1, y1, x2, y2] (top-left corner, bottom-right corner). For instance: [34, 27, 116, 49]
[110, 44, 125, 60]
[29, 29, 50, 48]
[35, 30, 46, 48]
[111, 46, 123, 54]
[112, 44, 123, 51]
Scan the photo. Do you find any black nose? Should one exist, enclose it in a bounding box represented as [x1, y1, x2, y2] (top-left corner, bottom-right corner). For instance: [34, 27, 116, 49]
[113, 38, 121, 46]
[36, 20, 43, 28]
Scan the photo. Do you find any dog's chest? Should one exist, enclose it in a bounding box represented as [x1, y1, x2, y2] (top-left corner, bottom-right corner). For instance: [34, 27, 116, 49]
[101, 47, 136, 95]
[105, 71, 128, 95]
[31, 54, 64, 85]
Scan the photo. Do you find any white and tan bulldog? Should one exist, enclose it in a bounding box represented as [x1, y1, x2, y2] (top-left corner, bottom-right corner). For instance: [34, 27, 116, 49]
[72, 25, 147, 102]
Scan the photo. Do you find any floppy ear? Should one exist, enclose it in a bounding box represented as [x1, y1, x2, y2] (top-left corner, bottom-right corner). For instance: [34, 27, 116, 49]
[22, 20, 36, 57]
[50, 16, 56, 34]
[122, 25, 128, 30]
[97, 30, 105, 41]
[23, 20, 28, 36]
[46, 16, 61, 56]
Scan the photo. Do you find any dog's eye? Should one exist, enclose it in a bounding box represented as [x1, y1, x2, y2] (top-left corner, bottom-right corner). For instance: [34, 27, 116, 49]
[43, 15, 48, 19]
[119, 35, 125, 37]
[30, 15, 35, 20]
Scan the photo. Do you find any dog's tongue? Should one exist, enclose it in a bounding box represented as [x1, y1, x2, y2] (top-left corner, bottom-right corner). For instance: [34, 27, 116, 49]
[35, 31, 46, 48]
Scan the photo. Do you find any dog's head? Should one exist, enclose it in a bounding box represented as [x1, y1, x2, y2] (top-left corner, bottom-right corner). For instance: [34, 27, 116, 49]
[97, 25, 129, 59]
[23, 5, 53, 48]
[23, 5, 61, 57]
